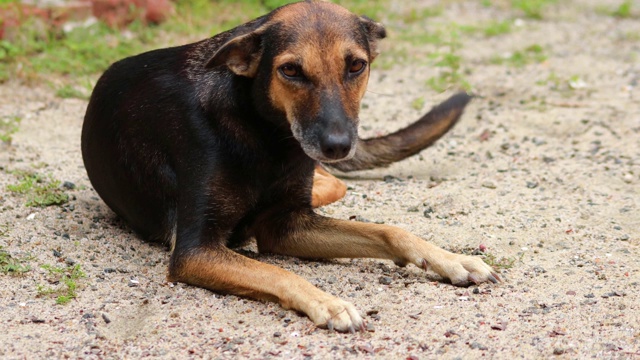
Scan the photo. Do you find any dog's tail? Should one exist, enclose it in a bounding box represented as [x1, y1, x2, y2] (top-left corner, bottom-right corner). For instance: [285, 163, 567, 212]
[326, 92, 472, 172]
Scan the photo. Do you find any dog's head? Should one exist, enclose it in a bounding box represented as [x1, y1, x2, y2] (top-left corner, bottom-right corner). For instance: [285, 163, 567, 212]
[206, 1, 386, 163]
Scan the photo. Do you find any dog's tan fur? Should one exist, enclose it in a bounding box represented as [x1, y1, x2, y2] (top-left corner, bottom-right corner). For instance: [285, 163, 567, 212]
[85, 0, 498, 333]
[169, 1, 498, 332]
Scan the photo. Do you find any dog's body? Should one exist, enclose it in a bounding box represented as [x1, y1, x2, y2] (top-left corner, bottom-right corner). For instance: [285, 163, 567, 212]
[82, 1, 498, 332]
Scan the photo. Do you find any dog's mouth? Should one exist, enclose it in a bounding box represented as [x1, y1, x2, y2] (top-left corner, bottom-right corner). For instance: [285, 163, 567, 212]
[291, 121, 357, 163]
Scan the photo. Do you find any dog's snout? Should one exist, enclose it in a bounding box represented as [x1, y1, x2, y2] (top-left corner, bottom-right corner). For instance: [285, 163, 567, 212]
[320, 133, 352, 160]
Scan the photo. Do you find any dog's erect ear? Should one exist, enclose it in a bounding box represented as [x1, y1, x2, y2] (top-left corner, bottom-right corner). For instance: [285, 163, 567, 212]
[359, 16, 386, 61]
[205, 30, 264, 77]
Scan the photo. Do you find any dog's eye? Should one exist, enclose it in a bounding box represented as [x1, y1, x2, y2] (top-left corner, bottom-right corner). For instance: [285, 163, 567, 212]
[280, 64, 301, 78]
[349, 60, 367, 74]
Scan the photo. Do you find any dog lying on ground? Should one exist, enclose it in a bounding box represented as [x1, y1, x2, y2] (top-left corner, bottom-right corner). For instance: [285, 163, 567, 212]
[82, 0, 499, 332]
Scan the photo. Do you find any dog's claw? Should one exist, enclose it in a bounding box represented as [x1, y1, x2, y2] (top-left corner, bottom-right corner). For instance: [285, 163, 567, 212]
[349, 325, 356, 334]
[421, 258, 429, 271]
[360, 321, 367, 332]
[489, 272, 501, 283]
[468, 273, 482, 285]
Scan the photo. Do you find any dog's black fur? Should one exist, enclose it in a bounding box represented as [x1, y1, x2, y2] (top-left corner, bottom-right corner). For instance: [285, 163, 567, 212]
[82, 1, 493, 332]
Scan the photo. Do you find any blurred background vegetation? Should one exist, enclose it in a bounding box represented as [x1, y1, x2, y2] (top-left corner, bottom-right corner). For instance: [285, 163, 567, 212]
[0, 0, 388, 86]
[0, 0, 634, 97]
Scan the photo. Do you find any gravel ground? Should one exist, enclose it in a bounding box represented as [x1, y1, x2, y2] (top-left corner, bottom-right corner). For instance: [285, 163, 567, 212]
[1, 1, 639, 359]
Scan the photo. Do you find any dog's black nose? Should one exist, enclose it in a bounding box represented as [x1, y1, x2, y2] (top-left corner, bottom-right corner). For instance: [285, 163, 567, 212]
[320, 133, 352, 160]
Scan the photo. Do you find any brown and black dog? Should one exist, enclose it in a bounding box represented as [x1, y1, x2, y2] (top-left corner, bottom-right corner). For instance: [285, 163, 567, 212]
[82, 0, 499, 332]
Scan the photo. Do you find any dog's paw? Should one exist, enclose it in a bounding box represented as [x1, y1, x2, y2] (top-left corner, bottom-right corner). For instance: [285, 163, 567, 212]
[307, 296, 364, 333]
[423, 254, 500, 287]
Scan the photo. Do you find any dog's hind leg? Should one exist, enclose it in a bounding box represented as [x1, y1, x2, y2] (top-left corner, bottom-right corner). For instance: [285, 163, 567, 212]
[167, 246, 364, 332]
[311, 164, 347, 208]
[255, 212, 500, 287]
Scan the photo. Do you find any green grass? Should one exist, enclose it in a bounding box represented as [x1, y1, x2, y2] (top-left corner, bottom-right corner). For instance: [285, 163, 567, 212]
[483, 20, 513, 37]
[511, 0, 557, 19]
[37, 264, 86, 304]
[0, 115, 21, 144]
[491, 44, 547, 67]
[425, 28, 471, 92]
[55, 84, 90, 100]
[7, 171, 69, 207]
[396, 6, 442, 24]
[0, 245, 32, 275]
[612, 0, 633, 18]
[0, 0, 286, 85]
[0, 0, 396, 86]
[411, 97, 425, 111]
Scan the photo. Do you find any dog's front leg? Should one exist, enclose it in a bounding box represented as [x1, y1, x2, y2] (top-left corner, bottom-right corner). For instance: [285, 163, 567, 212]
[256, 213, 500, 286]
[311, 164, 347, 208]
[167, 245, 364, 332]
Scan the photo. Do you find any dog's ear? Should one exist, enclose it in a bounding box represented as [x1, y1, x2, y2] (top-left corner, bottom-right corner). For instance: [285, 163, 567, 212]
[359, 16, 386, 61]
[205, 30, 264, 77]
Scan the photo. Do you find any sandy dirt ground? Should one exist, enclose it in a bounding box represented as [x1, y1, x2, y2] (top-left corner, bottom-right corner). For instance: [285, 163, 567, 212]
[1, 1, 639, 359]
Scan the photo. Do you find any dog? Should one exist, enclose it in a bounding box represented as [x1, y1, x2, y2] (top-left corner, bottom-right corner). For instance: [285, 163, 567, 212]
[82, 0, 499, 332]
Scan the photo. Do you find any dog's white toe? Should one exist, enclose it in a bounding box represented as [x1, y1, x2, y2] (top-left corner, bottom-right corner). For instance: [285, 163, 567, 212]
[308, 296, 364, 333]
[424, 253, 501, 287]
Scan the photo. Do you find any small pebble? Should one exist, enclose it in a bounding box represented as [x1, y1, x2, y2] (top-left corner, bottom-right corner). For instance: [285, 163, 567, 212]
[379, 276, 392, 285]
[366, 323, 375, 332]
[526, 181, 538, 189]
[470, 342, 488, 350]
[482, 181, 496, 189]
[101, 313, 111, 324]
[62, 181, 76, 190]
[383, 175, 398, 183]
[273, 332, 281, 337]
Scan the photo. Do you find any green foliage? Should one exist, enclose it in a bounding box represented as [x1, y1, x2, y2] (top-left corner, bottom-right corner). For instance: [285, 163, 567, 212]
[511, 0, 557, 19]
[491, 44, 547, 67]
[426, 29, 471, 92]
[612, 1, 633, 18]
[55, 84, 89, 100]
[483, 20, 513, 37]
[338, 0, 387, 18]
[0, 115, 21, 144]
[411, 97, 425, 111]
[399, 6, 443, 24]
[7, 171, 69, 207]
[0, 245, 31, 275]
[0, 0, 395, 83]
[38, 264, 86, 304]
